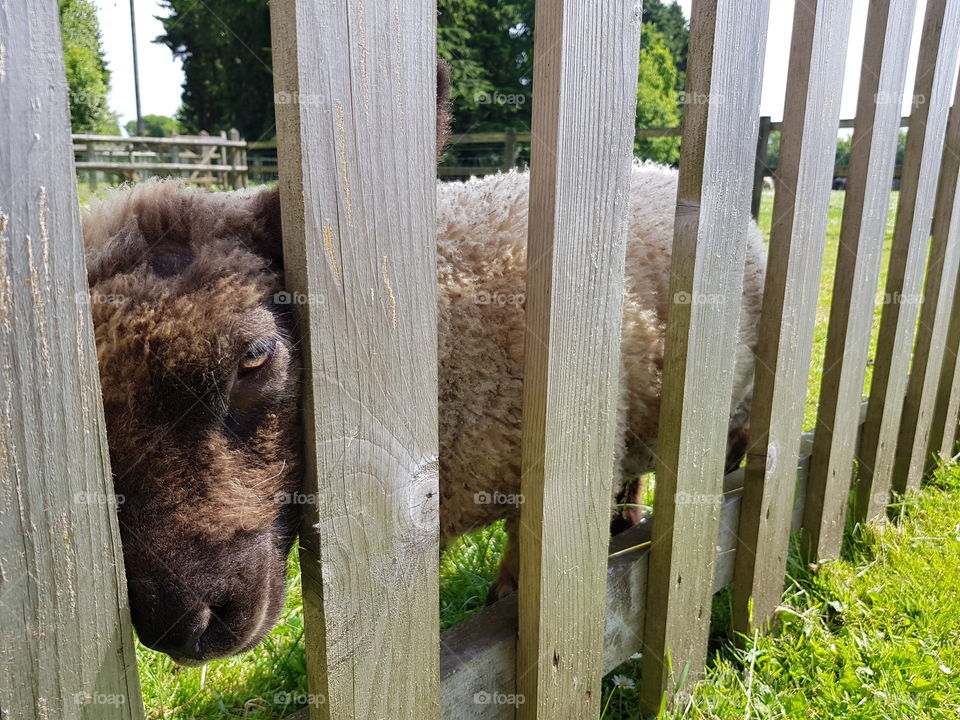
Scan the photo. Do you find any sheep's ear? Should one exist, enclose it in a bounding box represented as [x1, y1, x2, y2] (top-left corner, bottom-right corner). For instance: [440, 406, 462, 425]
[247, 188, 285, 269]
[437, 59, 452, 157]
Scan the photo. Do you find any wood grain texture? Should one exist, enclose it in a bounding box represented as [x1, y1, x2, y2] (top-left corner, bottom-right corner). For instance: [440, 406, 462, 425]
[269, 1, 440, 718]
[898, 79, 960, 480]
[857, 0, 960, 515]
[802, 0, 918, 560]
[931, 267, 960, 457]
[286, 411, 869, 720]
[516, 1, 641, 717]
[639, 0, 769, 713]
[0, 0, 144, 717]
[733, 0, 853, 635]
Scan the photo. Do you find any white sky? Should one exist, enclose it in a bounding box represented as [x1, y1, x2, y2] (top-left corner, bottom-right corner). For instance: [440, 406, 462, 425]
[96, 0, 941, 133]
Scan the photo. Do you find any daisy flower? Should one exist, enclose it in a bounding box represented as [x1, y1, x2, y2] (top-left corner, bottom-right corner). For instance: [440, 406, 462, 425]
[611, 674, 636, 690]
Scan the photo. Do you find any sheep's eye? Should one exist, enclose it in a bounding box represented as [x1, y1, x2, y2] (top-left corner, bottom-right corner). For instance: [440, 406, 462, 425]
[238, 339, 276, 376]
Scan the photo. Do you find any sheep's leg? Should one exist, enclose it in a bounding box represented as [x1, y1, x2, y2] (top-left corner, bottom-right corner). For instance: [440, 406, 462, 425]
[486, 515, 520, 604]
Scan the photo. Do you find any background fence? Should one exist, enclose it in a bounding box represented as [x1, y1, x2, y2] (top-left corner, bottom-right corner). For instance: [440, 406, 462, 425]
[5, 0, 960, 718]
[73, 131, 248, 190]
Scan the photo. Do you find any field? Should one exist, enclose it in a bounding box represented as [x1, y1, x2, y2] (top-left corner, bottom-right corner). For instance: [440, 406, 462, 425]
[94, 185, 959, 719]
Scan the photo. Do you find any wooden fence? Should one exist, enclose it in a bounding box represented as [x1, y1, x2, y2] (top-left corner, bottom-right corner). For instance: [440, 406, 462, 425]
[74, 131, 249, 190]
[5, 0, 960, 718]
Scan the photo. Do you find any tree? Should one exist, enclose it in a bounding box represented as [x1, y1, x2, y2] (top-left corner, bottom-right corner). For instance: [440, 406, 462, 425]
[156, 0, 690, 147]
[60, 0, 119, 133]
[158, 0, 275, 140]
[124, 114, 182, 138]
[437, 0, 534, 132]
[634, 28, 682, 164]
[642, 0, 689, 90]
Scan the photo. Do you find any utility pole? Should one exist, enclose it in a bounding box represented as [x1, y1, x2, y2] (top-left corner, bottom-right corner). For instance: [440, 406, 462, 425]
[129, 0, 144, 136]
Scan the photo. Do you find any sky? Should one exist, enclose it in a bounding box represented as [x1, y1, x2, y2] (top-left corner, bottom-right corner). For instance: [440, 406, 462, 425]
[96, 0, 941, 134]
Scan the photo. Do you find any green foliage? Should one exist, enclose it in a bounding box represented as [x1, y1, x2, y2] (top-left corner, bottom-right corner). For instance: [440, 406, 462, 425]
[836, 129, 908, 169]
[634, 27, 681, 164]
[156, 0, 688, 155]
[59, 0, 118, 133]
[437, 0, 534, 132]
[641, 0, 689, 91]
[157, 0, 275, 140]
[124, 114, 182, 138]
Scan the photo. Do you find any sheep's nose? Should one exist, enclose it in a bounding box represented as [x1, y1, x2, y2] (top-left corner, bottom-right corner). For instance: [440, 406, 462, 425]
[134, 600, 212, 660]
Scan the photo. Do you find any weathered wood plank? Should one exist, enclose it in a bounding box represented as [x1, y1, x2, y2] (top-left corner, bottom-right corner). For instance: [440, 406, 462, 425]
[752, 115, 773, 219]
[734, 0, 853, 634]
[269, 1, 440, 718]
[0, 0, 144, 717]
[285, 411, 871, 720]
[895, 82, 960, 488]
[930, 269, 960, 458]
[516, 1, 641, 717]
[857, 0, 960, 516]
[639, 0, 769, 713]
[802, 0, 918, 561]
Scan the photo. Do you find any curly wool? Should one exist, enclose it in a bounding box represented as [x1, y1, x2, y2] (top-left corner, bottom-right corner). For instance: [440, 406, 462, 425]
[435, 162, 767, 546]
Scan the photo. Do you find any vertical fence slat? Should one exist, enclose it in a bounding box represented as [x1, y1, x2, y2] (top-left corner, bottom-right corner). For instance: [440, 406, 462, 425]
[639, 0, 769, 713]
[0, 0, 144, 717]
[802, 0, 918, 561]
[930, 257, 960, 458]
[269, 1, 439, 718]
[732, 0, 853, 634]
[857, 0, 960, 517]
[516, 1, 641, 717]
[895, 83, 960, 488]
[751, 115, 773, 219]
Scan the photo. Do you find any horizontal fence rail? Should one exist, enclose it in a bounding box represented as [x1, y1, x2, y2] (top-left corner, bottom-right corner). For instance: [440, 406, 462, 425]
[73, 115, 913, 197]
[73, 130, 248, 190]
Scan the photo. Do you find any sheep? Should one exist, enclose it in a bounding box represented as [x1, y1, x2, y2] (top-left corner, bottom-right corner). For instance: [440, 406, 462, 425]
[82, 68, 766, 662]
[436, 164, 766, 601]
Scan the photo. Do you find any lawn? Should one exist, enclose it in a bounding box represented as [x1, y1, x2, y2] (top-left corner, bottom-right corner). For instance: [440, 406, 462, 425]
[106, 185, 956, 719]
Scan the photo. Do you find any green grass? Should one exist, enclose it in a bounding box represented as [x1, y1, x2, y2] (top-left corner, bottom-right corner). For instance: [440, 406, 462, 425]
[599, 464, 960, 719]
[108, 185, 957, 719]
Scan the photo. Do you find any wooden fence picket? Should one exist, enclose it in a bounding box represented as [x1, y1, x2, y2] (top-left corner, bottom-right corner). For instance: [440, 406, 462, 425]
[930, 264, 960, 458]
[269, 0, 440, 718]
[639, 0, 769, 713]
[857, 0, 960, 517]
[732, 0, 853, 635]
[0, 0, 144, 717]
[516, 1, 641, 717]
[801, 0, 919, 561]
[894, 83, 960, 489]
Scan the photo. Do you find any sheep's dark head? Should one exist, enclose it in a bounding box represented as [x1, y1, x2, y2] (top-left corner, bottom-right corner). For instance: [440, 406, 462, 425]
[83, 183, 302, 664]
[83, 60, 453, 664]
